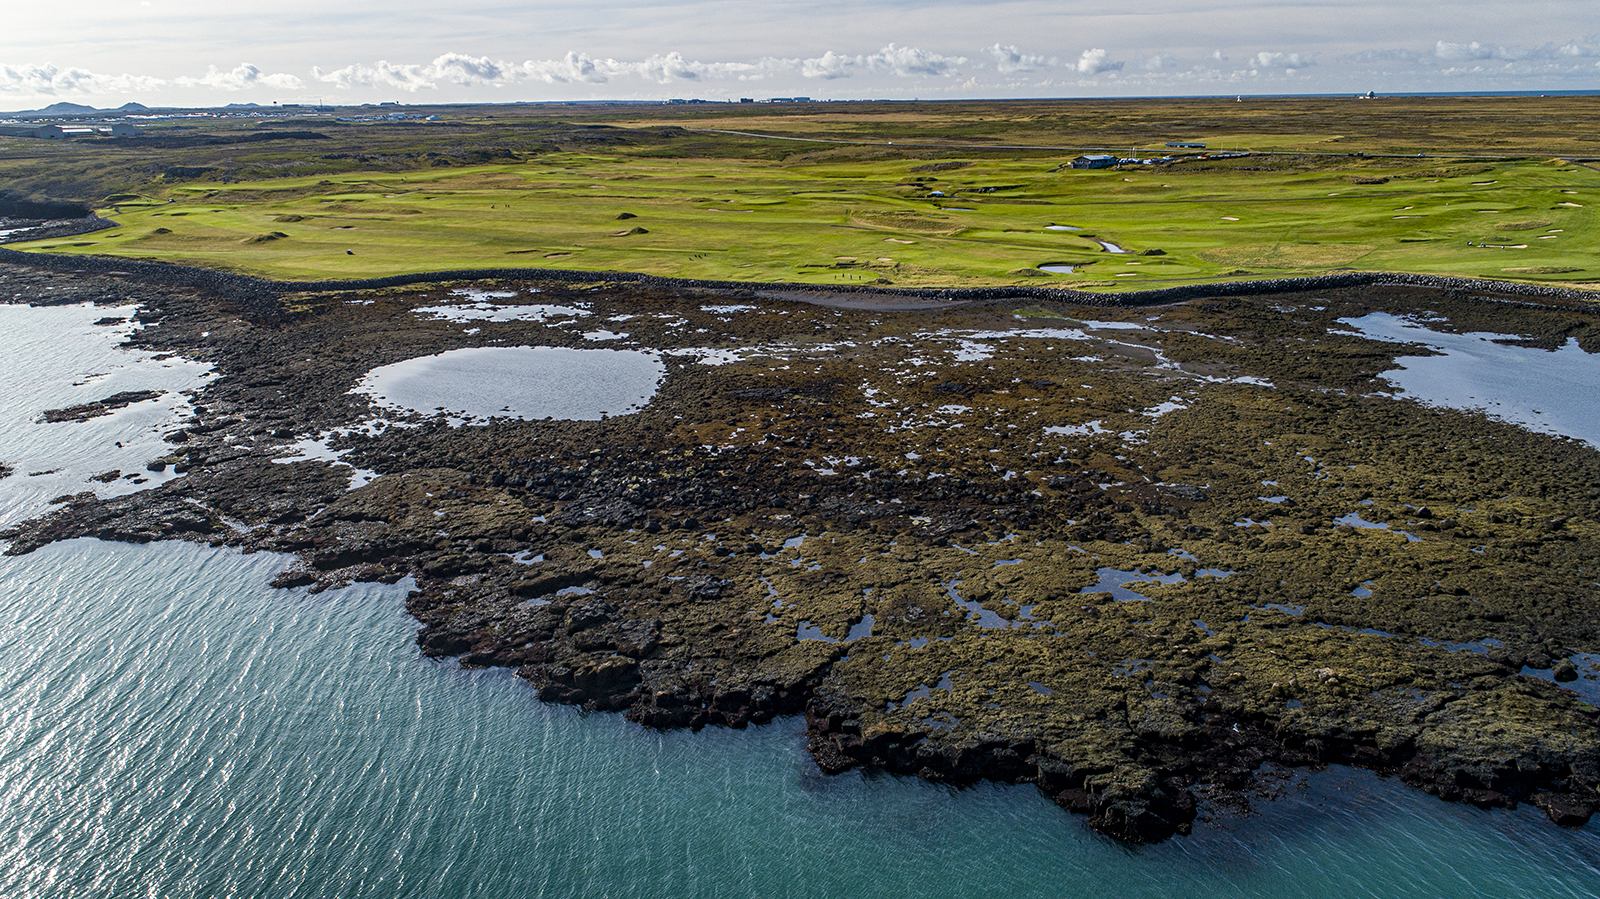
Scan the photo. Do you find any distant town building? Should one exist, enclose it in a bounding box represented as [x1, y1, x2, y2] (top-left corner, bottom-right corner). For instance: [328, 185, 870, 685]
[1069, 154, 1118, 169]
[0, 122, 136, 139]
[0, 123, 66, 139]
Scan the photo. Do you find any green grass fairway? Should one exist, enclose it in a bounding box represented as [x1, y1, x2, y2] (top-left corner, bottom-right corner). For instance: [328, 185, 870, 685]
[7, 99, 1599, 290]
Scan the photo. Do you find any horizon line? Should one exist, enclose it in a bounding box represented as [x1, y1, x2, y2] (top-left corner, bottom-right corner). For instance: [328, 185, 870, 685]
[6, 87, 1600, 117]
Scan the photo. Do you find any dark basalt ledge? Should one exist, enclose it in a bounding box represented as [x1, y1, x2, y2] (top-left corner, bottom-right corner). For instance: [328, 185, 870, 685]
[41, 389, 166, 424]
[2, 256, 1598, 844]
[0, 216, 120, 245]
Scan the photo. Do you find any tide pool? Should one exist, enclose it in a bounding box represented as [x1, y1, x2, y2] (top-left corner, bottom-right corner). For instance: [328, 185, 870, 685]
[354, 346, 665, 423]
[1340, 312, 1600, 447]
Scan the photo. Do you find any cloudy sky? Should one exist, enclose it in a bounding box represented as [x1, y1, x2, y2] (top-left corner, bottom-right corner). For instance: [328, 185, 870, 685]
[3, 0, 1597, 109]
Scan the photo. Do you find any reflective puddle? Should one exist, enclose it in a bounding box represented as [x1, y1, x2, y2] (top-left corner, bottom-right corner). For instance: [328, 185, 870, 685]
[1339, 312, 1600, 447]
[355, 346, 665, 423]
[1079, 567, 1187, 602]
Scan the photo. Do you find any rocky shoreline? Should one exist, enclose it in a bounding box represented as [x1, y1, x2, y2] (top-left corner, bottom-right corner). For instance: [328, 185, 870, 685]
[0, 216, 119, 245]
[3, 245, 1598, 318]
[2, 255, 1598, 843]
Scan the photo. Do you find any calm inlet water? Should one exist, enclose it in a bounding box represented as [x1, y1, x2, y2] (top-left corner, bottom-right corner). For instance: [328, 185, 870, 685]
[0, 302, 212, 527]
[3, 299, 1600, 897]
[1339, 312, 1600, 447]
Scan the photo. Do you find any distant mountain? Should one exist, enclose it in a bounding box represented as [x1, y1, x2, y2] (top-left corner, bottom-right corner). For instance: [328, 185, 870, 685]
[10, 100, 156, 118]
[34, 102, 99, 115]
[223, 102, 263, 109]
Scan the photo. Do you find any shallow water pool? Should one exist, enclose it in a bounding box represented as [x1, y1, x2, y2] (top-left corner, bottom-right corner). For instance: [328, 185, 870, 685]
[355, 346, 665, 423]
[1339, 312, 1600, 447]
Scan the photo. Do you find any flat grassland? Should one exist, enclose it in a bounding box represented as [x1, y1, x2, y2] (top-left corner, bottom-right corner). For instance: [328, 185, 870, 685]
[4, 96, 1598, 289]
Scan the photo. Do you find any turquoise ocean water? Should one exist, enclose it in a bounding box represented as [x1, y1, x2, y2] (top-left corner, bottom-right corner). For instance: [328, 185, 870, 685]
[0, 539, 1596, 899]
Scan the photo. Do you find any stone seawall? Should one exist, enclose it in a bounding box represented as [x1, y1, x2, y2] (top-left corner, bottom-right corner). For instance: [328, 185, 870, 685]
[2, 247, 1595, 323]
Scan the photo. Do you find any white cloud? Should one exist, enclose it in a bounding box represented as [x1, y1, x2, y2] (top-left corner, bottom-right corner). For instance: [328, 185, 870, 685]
[428, 53, 508, 85]
[1433, 39, 1600, 68]
[0, 62, 165, 97]
[1339, 48, 1424, 64]
[1436, 41, 1517, 61]
[866, 44, 966, 77]
[14, 25, 1600, 106]
[525, 51, 777, 85]
[1254, 51, 1313, 69]
[1441, 39, 1599, 62]
[313, 53, 515, 91]
[987, 44, 1054, 74]
[799, 51, 853, 80]
[632, 53, 777, 83]
[313, 45, 962, 90]
[1074, 49, 1123, 75]
[314, 61, 432, 91]
[803, 44, 965, 79]
[8, 3, 1600, 104]
[176, 63, 304, 91]
[639, 52, 710, 82]
[521, 52, 621, 84]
